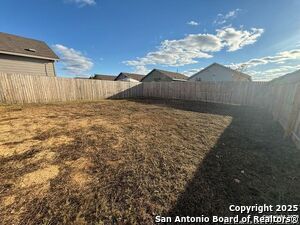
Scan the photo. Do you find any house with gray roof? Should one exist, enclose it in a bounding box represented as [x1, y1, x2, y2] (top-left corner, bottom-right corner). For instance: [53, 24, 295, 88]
[91, 74, 116, 81]
[270, 69, 300, 84]
[141, 69, 188, 82]
[114, 72, 145, 82]
[0, 32, 59, 77]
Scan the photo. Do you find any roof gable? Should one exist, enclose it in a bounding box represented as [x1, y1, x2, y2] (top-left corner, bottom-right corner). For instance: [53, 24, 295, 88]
[189, 63, 251, 80]
[156, 69, 188, 80]
[270, 69, 300, 84]
[141, 69, 188, 81]
[0, 32, 59, 60]
[115, 72, 145, 81]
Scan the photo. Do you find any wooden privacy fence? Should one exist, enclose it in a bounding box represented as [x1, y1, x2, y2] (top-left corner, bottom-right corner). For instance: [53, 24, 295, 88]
[0, 73, 140, 103]
[0, 73, 299, 148]
[264, 81, 300, 148]
[0, 73, 268, 106]
[140, 81, 300, 148]
[140, 81, 268, 106]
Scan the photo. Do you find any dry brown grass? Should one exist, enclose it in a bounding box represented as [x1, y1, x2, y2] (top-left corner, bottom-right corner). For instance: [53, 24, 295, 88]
[0, 99, 299, 225]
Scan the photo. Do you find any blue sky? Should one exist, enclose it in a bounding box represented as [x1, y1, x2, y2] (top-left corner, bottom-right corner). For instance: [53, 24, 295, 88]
[1, 0, 300, 80]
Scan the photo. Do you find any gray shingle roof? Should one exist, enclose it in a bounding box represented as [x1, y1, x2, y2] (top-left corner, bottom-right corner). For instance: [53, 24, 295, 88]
[140, 69, 188, 81]
[0, 32, 59, 60]
[115, 72, 145, 81]
[154, 69, 188, 80]
[92, 74, 116, 81]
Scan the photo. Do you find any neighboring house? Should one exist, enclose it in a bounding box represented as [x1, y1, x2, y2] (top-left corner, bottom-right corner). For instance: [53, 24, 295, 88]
[75, 76, 90, 79]
[0, 32, 59, 76]
[141, 69, 188, 82]
[188, 63, 252, 82]
[270, 69, 300, 84]
[90, 74, 116, 81]
[114, 72, 145, 82]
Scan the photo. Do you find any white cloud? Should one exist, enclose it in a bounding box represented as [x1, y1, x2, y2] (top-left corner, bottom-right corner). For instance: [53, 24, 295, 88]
[65, 0, 96, 7]
[217, 27, 264, 51]
[53, 44, 94, 75]
[124, 27, 263, 72]
[228, 49, 300, 81]
[231, 49, 300, 69]
[134, 65, 151, 75]
[125, 34, 221, 68]
[187, 21, 199, 26]
[246, 65, 300, 81]
[214, 9, 240, 25]
[182, 68, 204, 76]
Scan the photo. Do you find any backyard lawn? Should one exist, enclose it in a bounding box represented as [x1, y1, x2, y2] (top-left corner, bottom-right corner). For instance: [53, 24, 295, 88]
[0, 99, 299, 225]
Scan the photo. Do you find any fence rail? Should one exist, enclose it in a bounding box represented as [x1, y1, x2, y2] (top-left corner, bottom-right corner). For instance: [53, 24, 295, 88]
[0, 73, 299, 148]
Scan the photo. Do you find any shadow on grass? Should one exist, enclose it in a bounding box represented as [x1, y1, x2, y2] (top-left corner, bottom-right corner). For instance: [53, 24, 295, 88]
[127, 98, 300, 219]
[2, 95, 300, 224]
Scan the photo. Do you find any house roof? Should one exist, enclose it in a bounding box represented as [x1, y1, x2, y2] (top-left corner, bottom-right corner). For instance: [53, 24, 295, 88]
[115, 72, 145, 81]
[92, 74, 116, 81]
[188, 63, 251, 81]
[0, 32, 59, 61]
[74, 77, 90, 79]
[270, 69, 300, 84]
[141, 69, 188, 81]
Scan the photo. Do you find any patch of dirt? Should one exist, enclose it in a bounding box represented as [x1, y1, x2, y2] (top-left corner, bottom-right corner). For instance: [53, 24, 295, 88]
[71, 172, 91, 187]
[1, 195, 15, 207]
[0, 140, 41, 157]
[31, 150, 56, 163]
[18, 165, 60, 188]
[65, 157, 93, 188]
[0, 99, 299, 225]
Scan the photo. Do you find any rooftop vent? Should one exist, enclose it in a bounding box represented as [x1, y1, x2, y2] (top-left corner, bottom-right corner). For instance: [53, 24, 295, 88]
[24, 48, 36, 52]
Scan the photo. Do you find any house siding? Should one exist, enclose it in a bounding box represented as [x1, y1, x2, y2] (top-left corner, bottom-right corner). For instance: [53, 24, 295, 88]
[0, 53, 56, 77]
[45, 62, 56, 76]
[142, 71, 172, 82]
